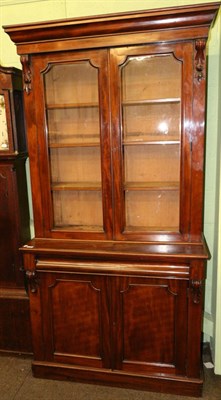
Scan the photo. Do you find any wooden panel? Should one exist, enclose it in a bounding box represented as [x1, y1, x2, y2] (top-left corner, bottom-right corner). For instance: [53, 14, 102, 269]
[123, 284, 175, 363]
[39, 272, 110, 368]
[113, 276, 188, 375]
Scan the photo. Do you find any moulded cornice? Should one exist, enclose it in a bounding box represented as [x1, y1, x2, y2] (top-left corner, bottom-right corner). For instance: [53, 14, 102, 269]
[3, 2, 221, 47]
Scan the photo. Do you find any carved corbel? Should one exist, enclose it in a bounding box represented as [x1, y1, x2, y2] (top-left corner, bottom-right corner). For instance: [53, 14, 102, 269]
[190, 279, 202, 304]
[26, 270, 38, 293]
[195, 39, 206, 82]
[20, 55, 32, 94]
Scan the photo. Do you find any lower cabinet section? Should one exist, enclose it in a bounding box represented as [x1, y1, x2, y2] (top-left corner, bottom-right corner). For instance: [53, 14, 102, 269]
[24, 256, 205, 397]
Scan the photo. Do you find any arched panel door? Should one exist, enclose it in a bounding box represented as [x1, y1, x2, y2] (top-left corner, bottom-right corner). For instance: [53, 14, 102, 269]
[28, 50, 113, 240]
[110, 43, 193, 242]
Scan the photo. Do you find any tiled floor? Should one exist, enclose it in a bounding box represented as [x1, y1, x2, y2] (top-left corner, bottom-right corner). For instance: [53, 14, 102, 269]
[0, 354, 221, 400]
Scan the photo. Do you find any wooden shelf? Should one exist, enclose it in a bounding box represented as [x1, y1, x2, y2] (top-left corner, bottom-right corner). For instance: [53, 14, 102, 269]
[46, 102, 99, 109]
[122, 98, 181, 106]
[123, 139, 180, 145]
[49, 142, 100, 148]
[51, 182, 102, 191]
[48, 140, 178, 148]
[124, 225, 179, 232]
[124, 181, 179, 191]
[52, 224, 104, 232]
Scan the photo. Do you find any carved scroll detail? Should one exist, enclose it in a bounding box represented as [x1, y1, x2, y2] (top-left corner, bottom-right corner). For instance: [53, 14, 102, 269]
[195, 39, 206, 82]
[26, 270, 38, 293]
[190, 280, 202, 304]
[20, 55, 32, 94]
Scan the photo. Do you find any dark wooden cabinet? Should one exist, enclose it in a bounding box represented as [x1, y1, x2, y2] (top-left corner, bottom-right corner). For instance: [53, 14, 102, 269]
[28, 260, 188, 372]
[4, 2, 220, 395]
[0, 66, 32, 353]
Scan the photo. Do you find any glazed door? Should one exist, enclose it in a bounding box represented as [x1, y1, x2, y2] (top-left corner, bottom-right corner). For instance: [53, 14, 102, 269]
[28, 43, 193, 241]
[110, 43, 193, 241]
[112, 275, 188, 375]
[29, 49, 112, 239]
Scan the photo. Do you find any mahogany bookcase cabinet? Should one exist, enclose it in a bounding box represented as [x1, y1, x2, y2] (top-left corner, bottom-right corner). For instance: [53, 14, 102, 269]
[4, 2, 220, 396]
[0, 66, 32, 353]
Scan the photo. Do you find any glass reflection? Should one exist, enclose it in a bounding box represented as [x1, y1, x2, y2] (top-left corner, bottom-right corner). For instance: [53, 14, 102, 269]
[121, 54, 181, 231]
[0, 95, 9, 150]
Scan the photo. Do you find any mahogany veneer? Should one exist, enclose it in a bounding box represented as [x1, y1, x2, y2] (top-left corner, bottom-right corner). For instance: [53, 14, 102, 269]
[4, 2, 220, 396]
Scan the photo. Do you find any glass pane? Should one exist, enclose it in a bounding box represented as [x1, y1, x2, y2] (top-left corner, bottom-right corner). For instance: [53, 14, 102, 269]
[122, 54, 181, 101]
[0, 95, 9, 150]
[123, 103, 180, 143]
[121, 54, 181, 232]
[47, 108, 99, 146]
[125, 191, 180, 231]
[52, 191, 103, 230]
[124, 144, 180, 184]
[44, 62, 103, 231]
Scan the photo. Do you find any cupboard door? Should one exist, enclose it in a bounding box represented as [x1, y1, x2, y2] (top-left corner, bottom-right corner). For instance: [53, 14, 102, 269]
[110, 43, 193, 241]
[31, 50, 112, 239]
[113, 275, 188, 375]
[37, 271, 111, 369]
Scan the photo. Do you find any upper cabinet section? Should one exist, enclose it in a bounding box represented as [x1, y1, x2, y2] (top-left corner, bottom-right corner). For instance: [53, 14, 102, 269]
[0, 66, 27, 156]
[4, 3, 220, 242]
